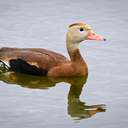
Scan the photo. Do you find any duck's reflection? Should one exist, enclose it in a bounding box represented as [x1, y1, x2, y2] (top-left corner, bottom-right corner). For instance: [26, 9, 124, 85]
[67, 76, 105, 119]
[0, 72, 106, 120]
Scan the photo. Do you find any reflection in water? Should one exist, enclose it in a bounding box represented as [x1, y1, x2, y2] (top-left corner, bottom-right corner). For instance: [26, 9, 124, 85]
[0, 72, 106, 120]
[68, 77, 106, 120]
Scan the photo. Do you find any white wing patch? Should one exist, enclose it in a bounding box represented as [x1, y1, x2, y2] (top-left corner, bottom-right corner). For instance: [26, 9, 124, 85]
[0, 60, 10, 68]
[4, 61, 10, 68]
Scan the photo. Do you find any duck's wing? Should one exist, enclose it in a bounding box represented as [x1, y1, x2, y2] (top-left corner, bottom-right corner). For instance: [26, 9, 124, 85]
[0, 47, 69, 75]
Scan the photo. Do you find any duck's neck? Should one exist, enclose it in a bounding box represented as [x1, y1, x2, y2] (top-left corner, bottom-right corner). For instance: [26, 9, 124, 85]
[66, 40, 85, 64]
[67, 48, 85, 63]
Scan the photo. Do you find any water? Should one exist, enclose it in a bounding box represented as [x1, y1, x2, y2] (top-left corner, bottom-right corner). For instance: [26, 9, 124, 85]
[0, 0, 128, 127]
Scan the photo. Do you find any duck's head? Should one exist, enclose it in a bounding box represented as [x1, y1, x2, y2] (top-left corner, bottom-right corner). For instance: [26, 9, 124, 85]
[66, 23, 106, 51]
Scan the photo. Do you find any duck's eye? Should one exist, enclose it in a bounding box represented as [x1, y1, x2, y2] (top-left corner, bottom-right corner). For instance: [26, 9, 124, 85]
[80, 27, 84, 32]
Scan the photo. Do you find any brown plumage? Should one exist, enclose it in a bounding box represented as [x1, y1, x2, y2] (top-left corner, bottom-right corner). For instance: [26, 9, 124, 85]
[0, 23, 105, 77]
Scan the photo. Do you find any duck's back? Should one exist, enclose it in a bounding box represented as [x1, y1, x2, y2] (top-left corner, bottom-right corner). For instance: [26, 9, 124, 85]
[0, 47, 69, 75]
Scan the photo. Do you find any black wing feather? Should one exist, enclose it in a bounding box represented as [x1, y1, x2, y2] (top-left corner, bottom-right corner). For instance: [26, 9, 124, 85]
[9, 59, 48, 76]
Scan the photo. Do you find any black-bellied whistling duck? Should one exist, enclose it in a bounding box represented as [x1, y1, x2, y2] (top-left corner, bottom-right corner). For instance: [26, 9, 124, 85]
[0, 23, 106, 77]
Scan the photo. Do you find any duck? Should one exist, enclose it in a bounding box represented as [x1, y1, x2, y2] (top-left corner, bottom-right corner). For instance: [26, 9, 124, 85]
[0, 23, 106, 77]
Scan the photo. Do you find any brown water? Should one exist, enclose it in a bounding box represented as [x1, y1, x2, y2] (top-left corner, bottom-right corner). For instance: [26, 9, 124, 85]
[0, 0, 128, 128]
